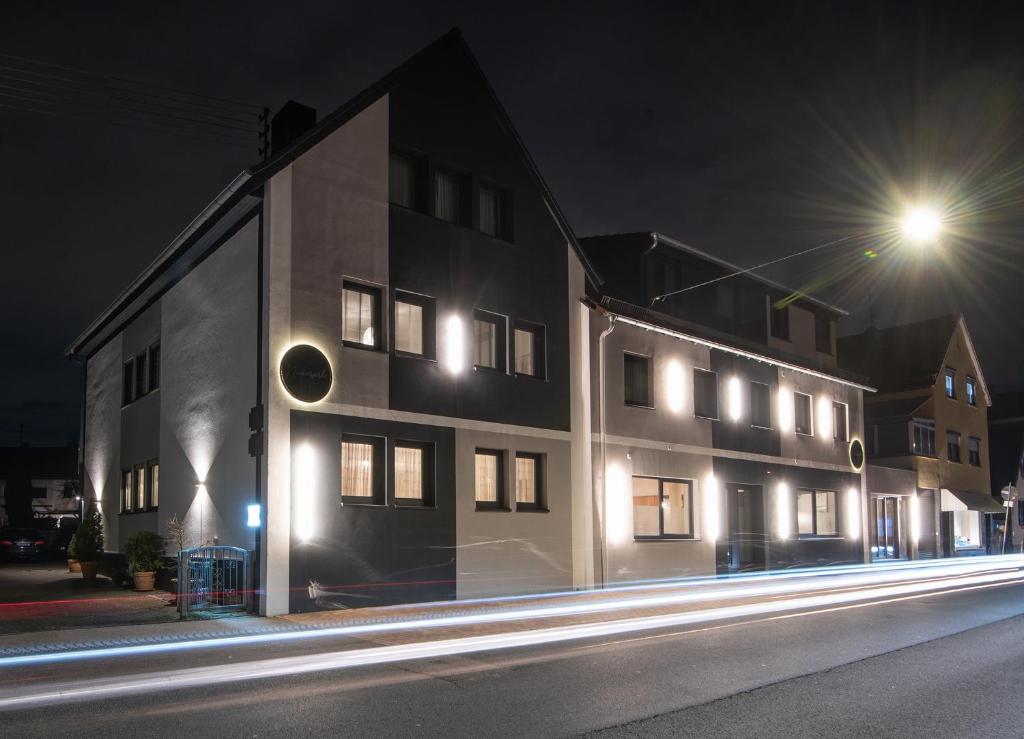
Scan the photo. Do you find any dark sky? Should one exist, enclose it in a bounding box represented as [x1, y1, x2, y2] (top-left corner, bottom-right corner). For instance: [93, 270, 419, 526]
[3, 1, 1023, 445]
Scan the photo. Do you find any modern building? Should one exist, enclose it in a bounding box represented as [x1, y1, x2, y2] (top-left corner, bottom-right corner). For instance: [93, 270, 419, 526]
[68, 30, 874, 617]
[839, 314, 999, 559]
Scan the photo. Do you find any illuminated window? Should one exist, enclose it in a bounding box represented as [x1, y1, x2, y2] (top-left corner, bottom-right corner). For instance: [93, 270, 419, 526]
[947, 430, 962, 463]
[794, 392, 813, 435]
[434, 169, 466, 224]
[514, 322, 545, 379]
[944, 369, 956, 399]
[395, 442, 432, 505]
[953, 510, 981, 549]
[135, 464, 146, 510]
[473, 310, 507, 372]
[342, 282, 381, 349]
[624, 353, 652, 407]
[750, 382, 772, 428]
[474, 449, 506, 509]
[515, 453, 544, 510]
[832, 401, 848, 442]
[693, 369, 718, 419]
[966, 378, 977, 406]
[797, 489, 837, 536]
[121, 469, 133, 513]
[968, 436, 982, 467]
[395, 301, 422, 355]
[912, 420, 936, 456]
[632, 477, 693, 539]
[341, 436, 383, 503]
[149, 462, 159, 509]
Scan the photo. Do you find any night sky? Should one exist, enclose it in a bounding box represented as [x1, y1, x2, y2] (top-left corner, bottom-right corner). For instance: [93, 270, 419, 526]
[3, 1, 1023, 446]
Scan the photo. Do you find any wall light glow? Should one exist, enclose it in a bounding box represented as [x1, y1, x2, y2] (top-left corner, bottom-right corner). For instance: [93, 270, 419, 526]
[704, 474, 720, 542]
[817, 396, 833, 440]
[246, 504, 262, 528]
[294, 444, 317, 543]
[443, 315, 465, 375]
[727, 377, 742, 421]
[606, 463, 632, 546]
[910, 493, 921, 545]
[845, 487, 861, 540]
[665, 360, 685, 414]
[778, 387, 793, 433]
[776, 483, 791, 540]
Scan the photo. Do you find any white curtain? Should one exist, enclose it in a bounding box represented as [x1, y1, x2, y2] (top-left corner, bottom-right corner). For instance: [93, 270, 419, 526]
[395, 446, 423, 499]
[343, 289, 375, 346]
[515, 328, 534, 375]
[395, 301, 423, 355]
[474, 319, 496, 368]
[475, 453, 498, 503]
[434, 170, 461, 223]
[341, 442, 373, 497]
[515, 456, 536, 504]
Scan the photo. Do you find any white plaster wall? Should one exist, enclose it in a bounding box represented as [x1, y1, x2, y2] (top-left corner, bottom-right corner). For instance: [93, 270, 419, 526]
[454, 428, 574, 598]
[160, 216, 259, 553]
[84, 335, 123, 550]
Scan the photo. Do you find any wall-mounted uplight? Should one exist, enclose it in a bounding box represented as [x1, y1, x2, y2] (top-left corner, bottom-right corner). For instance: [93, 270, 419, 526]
[605, 463, 632, 546]
[704, 474, 720, 542]
[817, 397, 833, 439]
[246, 503, 262, 529]
[775, 482, 791, 540]
[443, 315, 465, 375]
[727, 377, 742, 421]
[195, 481, 207, 496]
[777, 387, 793, 433]
[294, 444, 316, 543]
[846, 487, 861, 540]
[665, 360, 685, 414]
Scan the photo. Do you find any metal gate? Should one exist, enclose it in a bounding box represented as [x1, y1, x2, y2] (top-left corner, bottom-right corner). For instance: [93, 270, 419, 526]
[177, 546, 252, 618]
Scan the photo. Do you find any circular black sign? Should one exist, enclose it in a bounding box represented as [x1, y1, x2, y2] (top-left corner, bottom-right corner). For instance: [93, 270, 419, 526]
[280, 345, 332, 403]
[849, 438, 865, 471]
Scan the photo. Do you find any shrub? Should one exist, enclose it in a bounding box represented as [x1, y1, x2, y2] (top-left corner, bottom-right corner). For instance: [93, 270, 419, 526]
[124, 531, 166, 574]
[66, 532, 79, 559]
[74, 500, 104, 562]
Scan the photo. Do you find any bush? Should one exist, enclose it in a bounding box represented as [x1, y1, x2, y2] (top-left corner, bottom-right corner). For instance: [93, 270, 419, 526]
[124, 531, 166, 574]
[75, 500, 104, 562]
[66, 532, 79, 559]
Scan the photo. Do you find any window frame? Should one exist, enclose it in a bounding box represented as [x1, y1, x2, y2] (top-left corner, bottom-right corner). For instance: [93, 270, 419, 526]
[911, 419, 937, 457]
[750, 381, 772, 429]
[341, 281, 383, 351]
[340, 434, 386, 505]
[693, 368, 719, 420]
[147, 460, 160, 511]
[392, 290, 436, 360]
[122, 359, 135, 406]
[796, 488, 839, 538]
[513, 320, 547, 380]
[769, 300, 790, 341]
[388, 148, 427, 212]
[134, 463, 147, 511]
[472, 309, 508, 373]
[433, 166, 470, 226]
[120, 468, 133, 514]
[793, 392, 814, 436]
[623, 352, 653, 408]
[478, 181, 512, 241]
[632, 476, 696, 540]
[966, 377, 977, 406]
[514, 452, 546, 511]
[393, 440, 435, 507]
[944, 369, 956, 399]
[947, 429, 962, 464]
[832, 401, 849, 442]
[134, 352, 147, 400]
[147, 342, 161, 393]
[474, 448, 508, 511]
[968, 436, 982, 467]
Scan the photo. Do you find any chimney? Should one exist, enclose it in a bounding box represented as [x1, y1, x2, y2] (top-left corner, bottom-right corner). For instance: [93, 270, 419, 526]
[270, 101, 317, 155]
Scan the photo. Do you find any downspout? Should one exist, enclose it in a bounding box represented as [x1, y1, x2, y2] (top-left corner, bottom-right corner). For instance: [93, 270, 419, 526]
[597, 314, 616, 589]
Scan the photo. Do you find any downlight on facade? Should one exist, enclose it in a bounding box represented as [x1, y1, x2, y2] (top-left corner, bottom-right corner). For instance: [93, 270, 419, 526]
[443, 315, 466, 375]
[665, 359, 685, 414]
[294, 444, 317, 543]
[775, 482, 791, 540]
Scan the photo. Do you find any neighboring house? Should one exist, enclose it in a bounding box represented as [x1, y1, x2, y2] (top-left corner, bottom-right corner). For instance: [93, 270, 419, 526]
[0, 444, 79, 526]
[988, 391, 1024, 554]
[580, 233, 870, 581]
[839, 315, 998, 559]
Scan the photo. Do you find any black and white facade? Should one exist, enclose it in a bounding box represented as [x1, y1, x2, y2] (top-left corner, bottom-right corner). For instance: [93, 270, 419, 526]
[68, 31, 872, 616]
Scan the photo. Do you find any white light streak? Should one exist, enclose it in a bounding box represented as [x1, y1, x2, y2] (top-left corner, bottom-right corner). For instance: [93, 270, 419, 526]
[665, 360, 685, 414]
[776, 483, 791, 540]
[443, 315, 465, 374]
[727, 377, 742, 421]
[294, 444, 316, 543]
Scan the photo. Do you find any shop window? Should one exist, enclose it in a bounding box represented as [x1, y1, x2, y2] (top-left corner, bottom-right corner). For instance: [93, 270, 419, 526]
[968, 436, 982, 467]
[769, 301, 790, 340]
[394, 441, 433, 506]
[947, 430, 962, 463]
[515, 452, 544, 510]
[797, 489, 837, 536]
[693, 368, 718, 419]
[794, 392, 813, 435]
[473, 310, 507, 372]
[340, 435, 384, 504]
[953, 510, 981, 549]
[944, 369, 956, 399]
[474, 449, 506, 510]
[750, 382, 771, 428]
[832, 401, 848, 442]
[514, 322, 545, 379]
[624, 353, 652, 407]
[394, 291, 435, 358]
[632, 477, 694, 539]
[342, 282, 381, 350]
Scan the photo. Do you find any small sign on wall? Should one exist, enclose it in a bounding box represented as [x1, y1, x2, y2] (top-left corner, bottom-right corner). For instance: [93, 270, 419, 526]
[280, 344, 332, 403]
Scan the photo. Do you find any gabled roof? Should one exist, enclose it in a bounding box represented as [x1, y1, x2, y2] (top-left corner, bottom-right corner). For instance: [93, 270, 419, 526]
[67, 28, 600, 358]
[838, 314, 990, 404]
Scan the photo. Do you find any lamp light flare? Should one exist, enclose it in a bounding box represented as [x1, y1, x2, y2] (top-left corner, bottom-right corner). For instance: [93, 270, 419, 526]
[665, 360, 685, 414]
[443, 315, 465, 374]
[900, 206, 942, 244]
[727, 377, 742, 421]
[817, 397, 832, 440]
[778, 387, 793, 433]
[776, 483, 791, 540]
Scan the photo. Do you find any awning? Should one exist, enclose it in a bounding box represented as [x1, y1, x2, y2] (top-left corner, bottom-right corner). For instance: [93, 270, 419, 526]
[940, 488, 1004, 514]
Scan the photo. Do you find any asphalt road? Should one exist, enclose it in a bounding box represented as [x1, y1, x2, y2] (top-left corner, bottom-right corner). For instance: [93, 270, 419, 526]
[3, 578, 1024, 737]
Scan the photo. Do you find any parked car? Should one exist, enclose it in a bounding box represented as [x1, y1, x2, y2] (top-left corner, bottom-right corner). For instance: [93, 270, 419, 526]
[0, 528, 47, 561]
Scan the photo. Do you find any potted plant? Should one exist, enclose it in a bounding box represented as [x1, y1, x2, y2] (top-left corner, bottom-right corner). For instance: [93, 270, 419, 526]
[124, 531, 165, 591]
[66, 533, 81, 573]
[75, 500, 104, 580]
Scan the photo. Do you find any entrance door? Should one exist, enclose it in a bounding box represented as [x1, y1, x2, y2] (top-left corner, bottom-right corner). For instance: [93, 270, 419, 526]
[726, 484, 765, 573]
[871, 496, 906, 560]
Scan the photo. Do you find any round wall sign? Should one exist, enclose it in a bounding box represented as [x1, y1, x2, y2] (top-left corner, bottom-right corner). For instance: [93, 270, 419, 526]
[280, 344, 332, 403]
[849, 438, 865, 471]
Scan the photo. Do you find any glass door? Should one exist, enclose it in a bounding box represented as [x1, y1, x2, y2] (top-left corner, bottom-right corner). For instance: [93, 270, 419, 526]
[871, 496, 906, 560]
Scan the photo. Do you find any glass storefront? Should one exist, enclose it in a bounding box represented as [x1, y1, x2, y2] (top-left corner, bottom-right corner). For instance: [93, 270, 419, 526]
[871, 495, 907, 560]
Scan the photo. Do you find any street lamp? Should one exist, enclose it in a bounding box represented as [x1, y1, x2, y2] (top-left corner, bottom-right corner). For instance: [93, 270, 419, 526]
[900, 206, 943, 244]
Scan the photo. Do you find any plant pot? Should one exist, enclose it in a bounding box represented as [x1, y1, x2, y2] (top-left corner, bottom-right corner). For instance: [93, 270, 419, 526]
[67, 559, 81, 573]
[133, 571, 156, 592]
[80, 561, 99, 580]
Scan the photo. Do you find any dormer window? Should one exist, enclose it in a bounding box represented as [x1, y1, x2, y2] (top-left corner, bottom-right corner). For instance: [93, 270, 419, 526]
[770, 301, 790, 341]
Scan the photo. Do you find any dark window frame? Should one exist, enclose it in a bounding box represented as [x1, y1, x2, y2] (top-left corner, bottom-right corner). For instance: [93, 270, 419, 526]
[341, 280, 384, 352]
[769, 300, 790, 341]
[472, 309, 508, 373]
[122, 359, 135, 406]
[750, 381, 772, 429]
[623, 352, 653, 408]
[392, 290, 436, 360]
[388, 148, 428, 212]
[120, 468, 132, 514]
[474, 448, 508, 511]
[966, 377, 977, 406]
[693, 368, 719, 420]
[912, 419, 937, 457]
[148, 342, 161, 393]
[147, 459, 160, 511]
[133, 463, 146, 512]
[392, 440, 435, 508]
[340, 433, 386, 505]
[478, 181, 513, 241]
[832, 401, 849, 442]
[433, 166, 471, 227]
[796, 488, 840, 538]
[968, 436, 982, 467]
[632, 476, 696, 540]
[513, 320, 547, 380]
[514, 452, 546, 511]
[794, 392, 813, 436]
[944, 369, 956, 399]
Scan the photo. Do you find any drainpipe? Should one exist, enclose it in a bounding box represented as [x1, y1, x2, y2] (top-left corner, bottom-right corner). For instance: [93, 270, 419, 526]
[596, 314, 616, 588]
